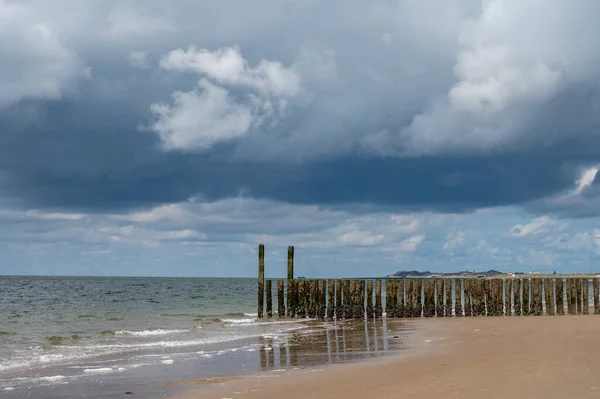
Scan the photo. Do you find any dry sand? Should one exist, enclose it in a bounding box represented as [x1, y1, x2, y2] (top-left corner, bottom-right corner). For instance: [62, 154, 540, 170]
[177, 316, 600, 399]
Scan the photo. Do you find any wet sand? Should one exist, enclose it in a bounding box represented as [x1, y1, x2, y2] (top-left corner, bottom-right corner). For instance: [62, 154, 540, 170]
[179, 316, 600, 399]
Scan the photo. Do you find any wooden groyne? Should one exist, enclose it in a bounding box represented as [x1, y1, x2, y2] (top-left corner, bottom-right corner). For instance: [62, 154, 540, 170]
[257, 245, 600, 319]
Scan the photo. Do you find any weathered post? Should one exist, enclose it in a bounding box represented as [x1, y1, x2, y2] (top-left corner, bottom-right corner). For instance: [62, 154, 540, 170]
[287, 246, 294, 279]
[583, 278, 590, 315]
[277, 280, 285, 317]
[487, 279, 503, 316]
[343, 280, 351, 318]
[366, 280, 374, 317]
[435, 279, 444, 317]
[423, 279, 435, 317]
[576, 278, 583, 314]
[318, 280, 327, 318]
[375, 280, 383, 317]
[297, 280, 306, 318]
[266, 279, 273, 317]
[445, 279, 452, 317]
[544, 279, 555, 316]
[327, 280, 335, 319]
[454, 279, 463, 317]
[513, 279, 521, 316]
[335, 280, 343, 318]
[463, 280, 473, 317]
[522, 279, 531, 316]
[397, 279, 407, 318]
[531, 279, 543, 316]
[258, 244, 265, 319]
[386, 280, 396, 317]
[567, 278, 578, 315]
[286, 246, 294, 316]
[594, 278, 600, 315]
[556, 278, 565, 315]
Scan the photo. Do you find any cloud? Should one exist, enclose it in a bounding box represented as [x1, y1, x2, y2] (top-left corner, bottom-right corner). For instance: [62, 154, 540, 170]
[160, 46, 301, 97]
[149, 79, 254, 150]
[0, 0, 87, 108]
[149, 46, 302, 150]
[396, 235, 426, 253]
[509, 216, 559, 237]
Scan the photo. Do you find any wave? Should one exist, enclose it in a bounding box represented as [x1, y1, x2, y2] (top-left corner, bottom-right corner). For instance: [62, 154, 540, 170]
[114, 329, 188, 337]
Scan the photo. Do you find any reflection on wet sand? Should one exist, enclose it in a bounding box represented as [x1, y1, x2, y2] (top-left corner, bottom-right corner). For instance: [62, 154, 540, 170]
[258, 318, 414, 370]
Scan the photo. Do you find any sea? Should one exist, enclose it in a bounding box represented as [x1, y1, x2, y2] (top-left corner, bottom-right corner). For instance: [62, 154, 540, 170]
[0, 276, 412, 398]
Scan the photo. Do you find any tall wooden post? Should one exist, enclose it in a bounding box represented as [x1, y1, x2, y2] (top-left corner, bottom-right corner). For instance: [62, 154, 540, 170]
[287, 246, 294, 280]
[258, 244, 265, 319]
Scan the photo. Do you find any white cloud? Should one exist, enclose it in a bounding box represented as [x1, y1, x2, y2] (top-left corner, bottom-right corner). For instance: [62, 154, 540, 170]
[396, 234, 426, 253]
[151, 46, 303, 151]
[337, 229, 386, 247]
[0, 0, 86, 108]
[396, 0, 600, 156]
[510, 216, 558, 237]
[149, 79, 254, 150]
[160, 46, 301, 97]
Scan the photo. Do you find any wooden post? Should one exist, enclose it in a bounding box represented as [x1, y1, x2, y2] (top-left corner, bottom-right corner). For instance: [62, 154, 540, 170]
[463, 280, 473, 317]
[307, 280, 317, 318]
[544, 279, 555, 316]
[594, 278, 600, 315]
[335, 280, 342, 318]
[576, 278, 583, 314]
[470, 279, 486, 316]
[277, 280, 285, 317]
[297, 280, 306, 318]
[522, 279, 530, 316]
[287, 246, 294, 280]
[327, 280, 335, 319]
[567, 278, 577, 315]
[266, 279, 273, 317]
[375, 280, 383, 318]
[318, 280, 327, 318]
[531, 279, 542, 316]
[366, 280, 374, 317]
[454, 279, 463, 317]
[556, 278, 565, 315]
[583, 279, 590, 315]
[513, 279, 521, 316]
[406, 279, 422, 317]
[258, 244, 265, 319]
[423, 279, 435, 317]
[385, 280, 396, 317]
[397, 279, 407, 318]
[359, 280, 366, 318]
[445, 279, 452, 317]
[487, 279, 503, 316]
[435, 279, 444, 317]
[343, 280, 351, 318]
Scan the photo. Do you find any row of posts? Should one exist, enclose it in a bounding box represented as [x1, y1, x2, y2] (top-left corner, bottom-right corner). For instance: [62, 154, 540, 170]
[257, 245, 600, 318]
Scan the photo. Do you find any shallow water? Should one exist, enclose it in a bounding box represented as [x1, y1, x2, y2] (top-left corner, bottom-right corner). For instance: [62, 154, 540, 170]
[0, 277, 414, 398]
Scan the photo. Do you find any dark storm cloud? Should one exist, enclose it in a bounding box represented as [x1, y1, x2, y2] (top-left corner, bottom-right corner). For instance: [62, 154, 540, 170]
[1, 0, 599, 215]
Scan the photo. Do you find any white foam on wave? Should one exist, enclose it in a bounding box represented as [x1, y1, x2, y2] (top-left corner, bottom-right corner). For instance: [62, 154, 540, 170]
[39, 376, 66, 382]
[161, 359, 174, 365]
[83, 368, 114, 374]
[3, 387, 15, 391]
[115, 329, 188, 337]
[221, 318, 257, 324]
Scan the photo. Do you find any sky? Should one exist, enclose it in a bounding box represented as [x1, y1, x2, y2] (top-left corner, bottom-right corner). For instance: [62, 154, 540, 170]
[1, 0, 600, 277]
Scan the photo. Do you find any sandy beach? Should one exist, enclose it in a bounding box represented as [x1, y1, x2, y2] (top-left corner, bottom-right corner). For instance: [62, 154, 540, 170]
[179, 316, 600, 399]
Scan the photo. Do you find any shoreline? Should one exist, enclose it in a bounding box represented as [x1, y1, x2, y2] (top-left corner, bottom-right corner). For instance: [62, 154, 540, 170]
[178, 316, 600, 399]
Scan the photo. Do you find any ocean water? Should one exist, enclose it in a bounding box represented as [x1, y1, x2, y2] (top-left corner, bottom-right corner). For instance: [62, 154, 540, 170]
[0, 276, 412, 398]
[0, 277, 309, 394]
